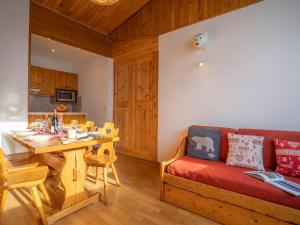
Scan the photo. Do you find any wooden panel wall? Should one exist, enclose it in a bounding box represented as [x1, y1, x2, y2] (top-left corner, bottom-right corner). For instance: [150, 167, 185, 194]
[112, 37, 158, 59]
[109, 0, 262, 41]
[30, 1, 112, 57]
[114, 37, 158, 161]
[32, 0, 151, 34]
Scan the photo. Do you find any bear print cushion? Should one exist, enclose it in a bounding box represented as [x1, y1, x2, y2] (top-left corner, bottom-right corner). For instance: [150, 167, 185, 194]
[187, 127, 221, 161]
[275, 139, 300, 177]
[226, 133, 265, 171]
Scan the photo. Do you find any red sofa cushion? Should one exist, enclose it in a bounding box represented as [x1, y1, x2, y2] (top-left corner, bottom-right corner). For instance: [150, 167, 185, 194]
[167, 156, 300, 210]
[237, 129, 300, 169]
[192, 125, 236, 161]
[275, 139, 300, 177]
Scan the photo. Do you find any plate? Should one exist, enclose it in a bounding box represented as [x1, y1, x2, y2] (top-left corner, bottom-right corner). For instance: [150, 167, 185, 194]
[15, 131, 37, 137]
[11, 128, 31, 132]
[26, 135, 51, 142]
[88, 132, 100, 136]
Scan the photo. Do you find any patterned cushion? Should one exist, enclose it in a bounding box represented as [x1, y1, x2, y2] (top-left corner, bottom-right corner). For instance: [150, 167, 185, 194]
[187, 127, 220, 161]
[226, 133, 264, 171]
[275, 139, 300, 177]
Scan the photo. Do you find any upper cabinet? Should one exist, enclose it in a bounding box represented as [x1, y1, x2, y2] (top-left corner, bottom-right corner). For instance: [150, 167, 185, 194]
[30, 65, 78, 96]
[67, 73, 78, 91]
[40, 68, 56, 96]
[30, 66, 40, 90]
[55, 71, 67, 90]
[56, 71, 78, 90]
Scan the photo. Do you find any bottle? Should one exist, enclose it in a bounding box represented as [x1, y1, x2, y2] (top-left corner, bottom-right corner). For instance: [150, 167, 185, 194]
[44, 114, 49, 133]
[58, 115, 64, 137]
[51, 109, 59, 134]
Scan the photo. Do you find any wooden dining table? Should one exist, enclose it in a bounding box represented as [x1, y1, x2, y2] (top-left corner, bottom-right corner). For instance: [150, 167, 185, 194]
[8, 132, 119, 224]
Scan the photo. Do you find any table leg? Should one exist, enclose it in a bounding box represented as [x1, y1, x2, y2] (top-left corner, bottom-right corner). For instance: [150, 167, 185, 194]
[60, 148, 88, 209]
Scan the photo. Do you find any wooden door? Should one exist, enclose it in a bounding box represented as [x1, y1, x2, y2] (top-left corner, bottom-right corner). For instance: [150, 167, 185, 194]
[66, 73, 78, 91]
[114, 62, 133, 155]
[114, 52, 157, 161]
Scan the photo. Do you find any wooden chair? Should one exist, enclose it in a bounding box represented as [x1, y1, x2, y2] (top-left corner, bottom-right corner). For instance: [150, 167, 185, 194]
[85, 121, 97, 132]
[0, 149, 50, 225]
[85, 122, 120, 204]
[98, 122, 119, 138]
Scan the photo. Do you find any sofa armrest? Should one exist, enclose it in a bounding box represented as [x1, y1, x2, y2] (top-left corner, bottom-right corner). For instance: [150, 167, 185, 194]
[160, 136, 187, 200]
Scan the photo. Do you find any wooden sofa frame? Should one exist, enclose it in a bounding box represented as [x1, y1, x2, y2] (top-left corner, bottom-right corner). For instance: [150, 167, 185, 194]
[160, 137, 300, 225]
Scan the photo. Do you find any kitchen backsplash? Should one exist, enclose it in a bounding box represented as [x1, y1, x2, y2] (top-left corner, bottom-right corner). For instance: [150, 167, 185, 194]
[29, 94, 82, 112]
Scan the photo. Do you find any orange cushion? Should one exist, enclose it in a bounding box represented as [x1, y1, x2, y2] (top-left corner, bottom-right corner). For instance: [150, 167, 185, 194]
[167, 156, 300, 210]
[237, 129, 300, 169]
[192, 125, 236, 161]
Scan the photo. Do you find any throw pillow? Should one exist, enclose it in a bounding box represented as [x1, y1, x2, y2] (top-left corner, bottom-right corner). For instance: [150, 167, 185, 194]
[226, 133, 265, 171]
[187, 127, 221, 161]
[275, 139, 300, 177]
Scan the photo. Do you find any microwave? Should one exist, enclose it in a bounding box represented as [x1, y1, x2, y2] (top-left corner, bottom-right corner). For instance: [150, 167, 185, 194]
[56, 89, 77, 103]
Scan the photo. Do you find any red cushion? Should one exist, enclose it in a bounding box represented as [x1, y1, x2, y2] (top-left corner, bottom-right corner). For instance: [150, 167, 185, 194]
[275, 139, 300, 177]
[237, 129, 300, 169]
[192, 125, 236, 161]
[167, 156, 300, 210]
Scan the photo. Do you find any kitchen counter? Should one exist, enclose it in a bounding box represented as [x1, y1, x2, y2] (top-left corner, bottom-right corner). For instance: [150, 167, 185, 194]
[29, 112, 86, 115]
[28, 112, 86, 124]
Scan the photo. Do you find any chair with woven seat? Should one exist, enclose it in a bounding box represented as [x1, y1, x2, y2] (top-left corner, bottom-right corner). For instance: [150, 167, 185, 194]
[85, 122, 120, 204]
[0, 149, 50, 225]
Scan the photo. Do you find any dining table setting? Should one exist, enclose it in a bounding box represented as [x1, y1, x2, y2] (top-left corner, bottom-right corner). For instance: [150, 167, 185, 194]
[5, 119, 120, 225]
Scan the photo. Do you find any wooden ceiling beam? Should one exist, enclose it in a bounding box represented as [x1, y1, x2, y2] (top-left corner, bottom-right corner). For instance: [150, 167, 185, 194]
[30, 1, 112, 57]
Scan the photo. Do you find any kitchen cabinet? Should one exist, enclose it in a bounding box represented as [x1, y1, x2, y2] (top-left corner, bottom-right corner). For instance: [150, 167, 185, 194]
[67, 73, 78, 90]
[55, 71, 78, 91]
[30, 66, 40, 89]
[30, 66, 78, 97]
[29, 66, 55, 96]
[40, 68, 56, 96]
[55, 71, 67, 90]
[28, 113, 86, 125]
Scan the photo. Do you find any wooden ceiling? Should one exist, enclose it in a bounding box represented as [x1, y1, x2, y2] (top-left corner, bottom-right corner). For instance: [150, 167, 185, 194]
[32, 0, 151, 34]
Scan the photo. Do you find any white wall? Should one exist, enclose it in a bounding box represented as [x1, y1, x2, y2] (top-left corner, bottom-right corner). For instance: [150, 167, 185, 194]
[75, 55, 113, 127]
[31, 54, 74, 73]
[0, 0, 30, 153]
[158, 0, 300, 161]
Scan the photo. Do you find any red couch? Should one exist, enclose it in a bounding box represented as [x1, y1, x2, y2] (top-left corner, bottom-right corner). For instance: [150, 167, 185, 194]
[160, 126, 300, 225]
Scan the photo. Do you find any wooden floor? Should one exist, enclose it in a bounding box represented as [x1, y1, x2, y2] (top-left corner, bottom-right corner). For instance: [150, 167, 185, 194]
[0, 154, 218, 225]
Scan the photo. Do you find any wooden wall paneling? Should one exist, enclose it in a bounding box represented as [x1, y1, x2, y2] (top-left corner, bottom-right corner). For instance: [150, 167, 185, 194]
[112, 37, 158, 60]
[109, 0, 262, 41]
[32, 0, 151, 34]
[30, 1, 112, 57]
